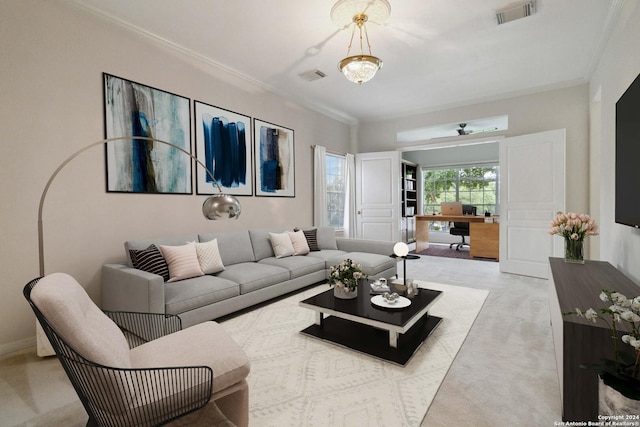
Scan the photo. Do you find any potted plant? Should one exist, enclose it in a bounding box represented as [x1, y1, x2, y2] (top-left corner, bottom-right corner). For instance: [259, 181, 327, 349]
[328, 258, 364, 299]
[567, 290, 640, 414]
[548, 211, 599, 263]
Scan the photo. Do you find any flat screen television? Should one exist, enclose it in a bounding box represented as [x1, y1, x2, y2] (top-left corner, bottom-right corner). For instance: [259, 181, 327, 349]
[615, 72, 640, 229]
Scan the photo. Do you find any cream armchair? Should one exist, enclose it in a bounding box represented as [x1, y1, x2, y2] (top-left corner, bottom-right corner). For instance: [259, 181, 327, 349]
[24, 273, 250, 427]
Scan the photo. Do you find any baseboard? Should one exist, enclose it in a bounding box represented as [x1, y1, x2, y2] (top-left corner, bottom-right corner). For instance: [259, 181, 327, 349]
[0, 336, 35, 358]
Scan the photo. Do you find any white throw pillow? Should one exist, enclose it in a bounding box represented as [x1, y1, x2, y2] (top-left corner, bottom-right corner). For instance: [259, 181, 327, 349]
[193, 239, 225, 274]
[159, 242, 204, 282]
[269, 232, 295, 259]
[287, 230, 310, 255]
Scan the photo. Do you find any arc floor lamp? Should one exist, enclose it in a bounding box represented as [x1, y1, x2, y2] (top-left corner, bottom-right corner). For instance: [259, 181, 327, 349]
[37, 136, 241, 277]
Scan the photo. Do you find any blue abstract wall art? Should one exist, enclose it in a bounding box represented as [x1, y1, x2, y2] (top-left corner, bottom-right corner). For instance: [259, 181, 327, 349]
[254, 119, 295, 197]
[104, 73, 191, 194]
[194, 101, 253, 196]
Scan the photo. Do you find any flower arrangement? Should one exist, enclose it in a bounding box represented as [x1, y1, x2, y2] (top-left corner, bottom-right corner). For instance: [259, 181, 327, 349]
[328, 258, 364, 292]
[548, 211, 599, 240]
[567, 290, 640, 400]
[548, 212, 599, 262]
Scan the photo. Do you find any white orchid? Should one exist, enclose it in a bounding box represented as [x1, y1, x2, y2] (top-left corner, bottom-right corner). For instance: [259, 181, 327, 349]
[621, 311, 640, 323]
[569, 288, 640, 387]
[584, 308, 599, 322]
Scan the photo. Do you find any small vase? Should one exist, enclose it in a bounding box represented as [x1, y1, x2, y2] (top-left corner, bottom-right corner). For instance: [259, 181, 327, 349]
[599, 377, 640, 415]
[333, 284, 358, 299]
[564, 238, 584, 264]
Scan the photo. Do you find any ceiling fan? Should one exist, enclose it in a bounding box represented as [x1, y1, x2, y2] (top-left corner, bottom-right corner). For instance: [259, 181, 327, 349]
[456, 123, 498, 136]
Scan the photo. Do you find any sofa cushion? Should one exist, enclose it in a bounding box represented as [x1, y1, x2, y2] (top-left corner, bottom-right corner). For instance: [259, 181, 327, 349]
[217, 262, 290, 294]
[316, 226, 339, 250]
[268, 232, 295, 258]
[130, 321, 250, 393]
[164, 276, 239, 315]
[259, 255, 325, 279]
[306, 249, 348, 266]
[159, 243, 204, 282]
[287, 230, 310, 255]
[248, 228, 284, 261]
[327, 252, 396, 277]
[193, 239, 225, 274]
[199, 230, 255, 265]
[129, 244, 170, 282]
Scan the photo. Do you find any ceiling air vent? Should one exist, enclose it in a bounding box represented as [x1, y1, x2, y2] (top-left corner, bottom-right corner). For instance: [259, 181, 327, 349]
[496, 1, 536, 25]
[299, 69, 327, 82]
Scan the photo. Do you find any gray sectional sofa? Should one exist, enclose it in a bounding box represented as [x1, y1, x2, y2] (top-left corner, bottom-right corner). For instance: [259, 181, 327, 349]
[102, 227, 397, 328]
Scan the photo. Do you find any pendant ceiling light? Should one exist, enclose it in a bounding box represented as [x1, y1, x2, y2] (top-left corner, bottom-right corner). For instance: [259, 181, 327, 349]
[331, 0, 391, 85]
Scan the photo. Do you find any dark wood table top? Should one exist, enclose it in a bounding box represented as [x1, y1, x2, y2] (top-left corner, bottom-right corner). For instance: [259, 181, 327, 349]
[299, 280, 442, 328]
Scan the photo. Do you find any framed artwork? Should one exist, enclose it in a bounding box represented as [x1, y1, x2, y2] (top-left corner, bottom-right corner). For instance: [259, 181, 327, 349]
[254, 119, 295, 197]
[103, 73, 192, 194]
[194, 101, 253, 196]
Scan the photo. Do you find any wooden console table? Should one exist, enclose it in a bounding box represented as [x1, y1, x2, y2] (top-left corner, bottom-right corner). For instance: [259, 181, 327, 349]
[548, 258, 640, 421]
[415, 214, 499, 259]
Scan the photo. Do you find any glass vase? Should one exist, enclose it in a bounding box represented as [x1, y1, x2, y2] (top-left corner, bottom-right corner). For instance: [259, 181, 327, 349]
[564, 238, 584, 264]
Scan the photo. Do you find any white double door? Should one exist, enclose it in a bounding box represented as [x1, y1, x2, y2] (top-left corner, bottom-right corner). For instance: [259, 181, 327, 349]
[355, 129, 566, 279]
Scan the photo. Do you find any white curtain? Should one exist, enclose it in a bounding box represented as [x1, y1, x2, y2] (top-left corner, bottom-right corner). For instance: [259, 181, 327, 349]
[313, 145, 328, 227]
[344, 153, 357, 238]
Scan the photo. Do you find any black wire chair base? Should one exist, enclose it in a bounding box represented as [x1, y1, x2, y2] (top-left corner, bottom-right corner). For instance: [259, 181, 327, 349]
[24, 277, 213, 427]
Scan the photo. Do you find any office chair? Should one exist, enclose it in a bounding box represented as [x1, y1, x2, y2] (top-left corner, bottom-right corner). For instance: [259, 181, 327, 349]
[449, 204, 477, 250]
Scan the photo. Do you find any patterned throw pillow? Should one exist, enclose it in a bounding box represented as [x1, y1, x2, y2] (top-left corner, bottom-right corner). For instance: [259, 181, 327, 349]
[129, 244, 170, 282]
[193, 239, 225, 274]
[158, 242, 204, 283]
[296, 228, 320, 251]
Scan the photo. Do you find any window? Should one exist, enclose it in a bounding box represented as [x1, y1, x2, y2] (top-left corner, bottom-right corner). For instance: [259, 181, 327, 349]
[423, 165, 499, 217]
[326, 154, 346, 228]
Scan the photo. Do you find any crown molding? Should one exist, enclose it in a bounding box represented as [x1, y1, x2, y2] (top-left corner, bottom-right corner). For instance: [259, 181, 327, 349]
[67, 0, 357, 125]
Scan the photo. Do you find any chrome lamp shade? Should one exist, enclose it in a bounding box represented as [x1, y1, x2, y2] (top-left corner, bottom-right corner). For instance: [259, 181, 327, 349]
[202, 193, 242, 220]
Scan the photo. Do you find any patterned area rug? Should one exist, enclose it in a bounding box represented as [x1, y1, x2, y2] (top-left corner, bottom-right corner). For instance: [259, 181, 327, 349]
[221, 281, 489, 427]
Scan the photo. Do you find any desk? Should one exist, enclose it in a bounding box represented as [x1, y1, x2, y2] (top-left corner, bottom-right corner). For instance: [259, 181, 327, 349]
[415, 215, 500, 260]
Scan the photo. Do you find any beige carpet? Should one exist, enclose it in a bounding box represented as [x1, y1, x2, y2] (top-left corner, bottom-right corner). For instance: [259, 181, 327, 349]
[221, 281, 489, 427]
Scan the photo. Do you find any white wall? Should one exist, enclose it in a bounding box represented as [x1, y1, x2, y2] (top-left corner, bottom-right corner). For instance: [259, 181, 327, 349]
[358, 85, 591, 219]
[0, 0, 351, 353]
[402, 142, 499, 168]
[590, 1, 640, 283]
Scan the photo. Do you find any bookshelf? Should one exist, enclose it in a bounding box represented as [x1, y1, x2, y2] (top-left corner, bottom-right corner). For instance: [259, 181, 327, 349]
[401, 161, 418, 243]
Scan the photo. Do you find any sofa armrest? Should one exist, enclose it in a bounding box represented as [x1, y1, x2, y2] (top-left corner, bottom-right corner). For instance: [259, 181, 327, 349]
[101, 264, 165, 314]
[336, 238, 395, 256]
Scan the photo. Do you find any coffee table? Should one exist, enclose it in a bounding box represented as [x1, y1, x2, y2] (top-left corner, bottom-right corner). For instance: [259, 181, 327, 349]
[299, 281, 442, 365]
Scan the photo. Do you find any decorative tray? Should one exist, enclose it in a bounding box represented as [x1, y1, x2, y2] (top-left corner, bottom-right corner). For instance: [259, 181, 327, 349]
[371, 295, 411, 309]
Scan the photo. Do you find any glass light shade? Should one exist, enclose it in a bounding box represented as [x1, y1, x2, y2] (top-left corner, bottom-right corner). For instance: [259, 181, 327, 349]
[338, 55, 383, 84]
[393, 242, 410, 257]
[202, 194, 242, 220]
